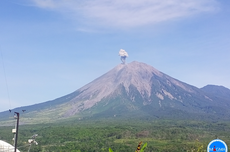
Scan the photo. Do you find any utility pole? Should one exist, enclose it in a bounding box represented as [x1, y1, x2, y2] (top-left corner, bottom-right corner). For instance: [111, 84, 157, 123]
[13, 112, 19, 152]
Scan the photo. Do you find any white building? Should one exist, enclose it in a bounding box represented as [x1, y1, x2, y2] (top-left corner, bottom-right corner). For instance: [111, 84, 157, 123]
[0, 140, 20, 152]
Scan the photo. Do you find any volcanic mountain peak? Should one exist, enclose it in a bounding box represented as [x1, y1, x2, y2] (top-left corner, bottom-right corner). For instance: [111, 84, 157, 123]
[66, 61, 159, 112]
[77, 62, 162, 97]
[61, 62, 156, 115]
[1, 61, 230, 123]
[64, 61, 200, 116]
[112, 61, 163, 95]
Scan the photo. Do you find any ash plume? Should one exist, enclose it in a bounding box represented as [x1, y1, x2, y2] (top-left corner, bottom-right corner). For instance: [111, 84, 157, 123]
[118, 49, 128, 64]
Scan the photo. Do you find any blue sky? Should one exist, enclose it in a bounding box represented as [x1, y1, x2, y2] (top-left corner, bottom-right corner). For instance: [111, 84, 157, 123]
[0, 0, 229, 112]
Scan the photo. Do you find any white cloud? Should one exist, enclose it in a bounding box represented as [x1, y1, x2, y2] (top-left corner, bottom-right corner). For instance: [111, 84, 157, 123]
[31, 0, 219, 28]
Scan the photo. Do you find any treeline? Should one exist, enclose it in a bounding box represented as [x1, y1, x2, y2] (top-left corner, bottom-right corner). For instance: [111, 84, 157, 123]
[0, 119, 230, 152]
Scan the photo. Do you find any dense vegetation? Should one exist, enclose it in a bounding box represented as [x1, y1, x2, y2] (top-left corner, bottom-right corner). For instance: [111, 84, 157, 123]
[0, 118, 230, 152]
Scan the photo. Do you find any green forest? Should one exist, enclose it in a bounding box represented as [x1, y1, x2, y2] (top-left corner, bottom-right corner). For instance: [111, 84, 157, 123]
[0, 118, 230, 152]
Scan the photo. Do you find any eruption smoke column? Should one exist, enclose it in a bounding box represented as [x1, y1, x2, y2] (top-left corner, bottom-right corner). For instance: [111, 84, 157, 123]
[118, 49, 128, 64]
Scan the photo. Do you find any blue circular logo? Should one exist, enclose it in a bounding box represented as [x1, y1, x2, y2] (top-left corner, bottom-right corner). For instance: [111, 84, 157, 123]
[207, 139, 228, 152]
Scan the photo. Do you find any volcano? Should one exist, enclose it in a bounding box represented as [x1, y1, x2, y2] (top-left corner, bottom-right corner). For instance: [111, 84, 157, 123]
[1, 61, 230, 123]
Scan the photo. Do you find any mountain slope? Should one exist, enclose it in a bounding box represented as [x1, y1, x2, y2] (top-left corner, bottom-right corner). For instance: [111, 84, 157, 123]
[201, 85, 230, 100]
[62, 61, 229, 118]
[1, 61, 230, 123]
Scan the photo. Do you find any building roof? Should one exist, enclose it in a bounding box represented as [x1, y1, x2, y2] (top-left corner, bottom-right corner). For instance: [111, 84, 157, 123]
[0, 140, 20, 152]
